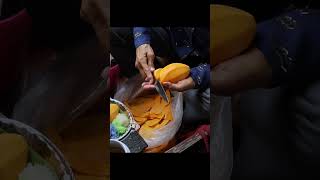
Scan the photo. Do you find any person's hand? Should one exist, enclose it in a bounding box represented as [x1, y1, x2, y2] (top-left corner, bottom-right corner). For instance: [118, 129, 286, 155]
[80, 0, 109, 50]
[212, 48, 272, 95]
[135, 44, 155, 85]
[163, 77, 196, 92]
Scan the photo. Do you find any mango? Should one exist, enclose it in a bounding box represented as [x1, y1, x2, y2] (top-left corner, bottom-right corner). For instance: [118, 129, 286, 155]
[153, 68, 162, 80]
[210, 5, 256, 65]
[0, 133, 28, 180]
[159, 63, 190, 83]
[110, 103, 119, 122]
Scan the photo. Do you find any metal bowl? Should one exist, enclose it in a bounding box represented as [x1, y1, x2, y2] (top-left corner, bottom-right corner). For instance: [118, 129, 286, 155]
[110, 98, 139, 140]
[0, 117, 75, 180]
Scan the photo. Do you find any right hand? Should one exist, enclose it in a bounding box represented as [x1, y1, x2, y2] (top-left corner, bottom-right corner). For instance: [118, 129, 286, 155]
[135, 44, 155, 86]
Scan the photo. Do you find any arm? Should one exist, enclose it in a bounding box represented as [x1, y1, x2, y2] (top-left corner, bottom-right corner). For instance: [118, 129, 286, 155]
[211, 10, 320, 96]
[190, 63, 211, 91]
[133, 27, 151, 48]
[133, 27, 155, 84]
[164, 63, 211, 92]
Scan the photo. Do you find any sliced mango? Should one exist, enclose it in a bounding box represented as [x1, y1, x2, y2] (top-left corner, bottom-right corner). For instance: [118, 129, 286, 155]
[145, 118, 162, 127]
[110, 103, 119, 122]
[0, 133, 28, 180]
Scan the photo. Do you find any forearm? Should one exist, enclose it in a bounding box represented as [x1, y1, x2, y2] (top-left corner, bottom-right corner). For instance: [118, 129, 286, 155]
[211, 48, 272, 96]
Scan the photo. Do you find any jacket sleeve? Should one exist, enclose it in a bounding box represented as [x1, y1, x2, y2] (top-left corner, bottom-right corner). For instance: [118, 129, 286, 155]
[190, 63, 211, 91]
[133, 27, 151, 48]
[255, 10, 320, 86]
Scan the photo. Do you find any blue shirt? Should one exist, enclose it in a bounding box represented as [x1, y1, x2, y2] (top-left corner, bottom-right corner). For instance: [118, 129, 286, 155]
[133, 27, 210, 90]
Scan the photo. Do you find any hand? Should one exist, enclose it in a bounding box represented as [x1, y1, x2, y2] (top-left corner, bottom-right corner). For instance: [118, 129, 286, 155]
[80, 0, 109, 50]
[135, 44, 155, 85]
[212, 48, 272, 95]
[163, 77, 196, 92]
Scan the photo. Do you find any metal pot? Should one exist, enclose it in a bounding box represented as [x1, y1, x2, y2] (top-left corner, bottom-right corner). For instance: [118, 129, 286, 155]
[0, 117, 75, 180]
[110, 98, 139, 141]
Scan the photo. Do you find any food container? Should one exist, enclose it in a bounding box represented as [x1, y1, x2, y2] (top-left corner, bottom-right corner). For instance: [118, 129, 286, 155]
[0, 117, 75, 180]
[110, 139, 130, 153]
[110, 98, 139, 141]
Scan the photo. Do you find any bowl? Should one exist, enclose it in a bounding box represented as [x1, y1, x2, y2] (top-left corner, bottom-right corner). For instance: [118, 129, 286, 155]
[110, 98, 139, 140]
[0, 117, 75, 180]
[110, 139, 130, 153]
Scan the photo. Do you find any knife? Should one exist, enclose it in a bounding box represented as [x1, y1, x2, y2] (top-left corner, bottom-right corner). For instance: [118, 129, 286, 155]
[154, 79, 169, 103]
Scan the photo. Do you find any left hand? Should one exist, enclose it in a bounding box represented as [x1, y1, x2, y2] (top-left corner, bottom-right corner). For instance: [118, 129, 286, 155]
[142, 77, 195, 92]
[163, 77, 195, 92]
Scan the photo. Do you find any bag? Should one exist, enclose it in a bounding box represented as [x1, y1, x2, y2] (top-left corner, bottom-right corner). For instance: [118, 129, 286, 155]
[114, 74, 183, 148]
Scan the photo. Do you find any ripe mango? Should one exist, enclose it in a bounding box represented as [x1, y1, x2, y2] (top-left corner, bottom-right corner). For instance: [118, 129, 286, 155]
[153, 68, 162, 80]
[0, 133, 28, 180]
[110, 103, 119, 122]
[210, 5, 256, 65]
[159, 63, 190, 83]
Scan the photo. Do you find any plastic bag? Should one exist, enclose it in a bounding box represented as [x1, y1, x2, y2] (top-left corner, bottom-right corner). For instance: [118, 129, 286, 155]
[114, 75, 183, 148]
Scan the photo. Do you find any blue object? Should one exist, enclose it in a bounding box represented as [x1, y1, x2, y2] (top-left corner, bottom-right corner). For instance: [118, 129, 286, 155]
[133, 27, 209, 60]
[110, 124, 118, 139]
[133, 27, 151, 48]
[190, 63, 211, 91]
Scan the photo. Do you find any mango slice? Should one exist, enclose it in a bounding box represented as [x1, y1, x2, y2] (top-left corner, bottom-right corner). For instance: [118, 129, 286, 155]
[0, 133, 28, 180]
[110, 104, 119, 122]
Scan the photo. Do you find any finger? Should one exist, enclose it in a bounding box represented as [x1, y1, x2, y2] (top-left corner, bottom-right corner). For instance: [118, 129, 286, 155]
[139, 57, 153, 81]
[163, 82, 181, 91]
[163, 82, 172, 88]
[135, 60, 146, 78]
[147, 53, 155, 72]
[142, 84, 156, 90]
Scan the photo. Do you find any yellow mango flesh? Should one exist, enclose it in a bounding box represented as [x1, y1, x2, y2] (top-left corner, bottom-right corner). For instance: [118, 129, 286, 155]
[210, 5, 256, 65]
[153, 68, 162, 80]
[126, 90, 173, 140]
[0, 133, 28, 180]
[159, 63, 190, 83]
[110, 103, 119, 122]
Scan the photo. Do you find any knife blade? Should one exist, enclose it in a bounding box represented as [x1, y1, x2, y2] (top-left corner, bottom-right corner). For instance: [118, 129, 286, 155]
[154, 80, 169, 103]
